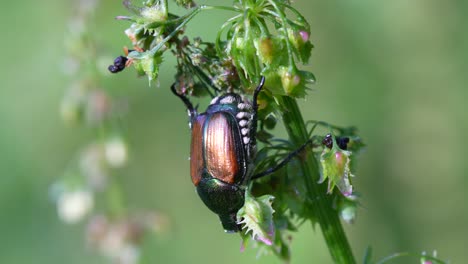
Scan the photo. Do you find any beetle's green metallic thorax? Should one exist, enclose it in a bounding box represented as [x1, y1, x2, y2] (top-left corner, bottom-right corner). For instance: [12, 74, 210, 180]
[207, 93, 244, 114]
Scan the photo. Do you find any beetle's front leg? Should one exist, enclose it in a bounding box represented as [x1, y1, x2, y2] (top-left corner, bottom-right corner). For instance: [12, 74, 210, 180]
[252, 134, 350, 180]
[251, 138, 314, 180]
[249, 76, 266, 155]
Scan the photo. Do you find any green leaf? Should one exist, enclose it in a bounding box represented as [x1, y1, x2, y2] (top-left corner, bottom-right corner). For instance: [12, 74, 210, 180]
[271, 230, 292, 262]
[128, 51, 164, 85]
[362, 246, 373, 264]
[239, 211, 293, 262]
[237, 190, 275, 246]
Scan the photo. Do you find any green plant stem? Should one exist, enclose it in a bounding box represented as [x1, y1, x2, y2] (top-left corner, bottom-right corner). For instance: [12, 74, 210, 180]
[279, 96, 356, 264]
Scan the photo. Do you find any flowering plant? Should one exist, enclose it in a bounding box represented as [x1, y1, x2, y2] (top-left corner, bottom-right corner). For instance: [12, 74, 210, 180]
[53, 1, 449, 263]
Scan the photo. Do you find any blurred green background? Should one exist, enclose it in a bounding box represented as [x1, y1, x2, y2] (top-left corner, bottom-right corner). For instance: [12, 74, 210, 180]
[1, 0, 466, 263]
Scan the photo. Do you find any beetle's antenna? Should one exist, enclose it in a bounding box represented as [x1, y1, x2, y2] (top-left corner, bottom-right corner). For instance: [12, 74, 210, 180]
[171, 83, 196, 120]
[251, 138, 313, 180]
[249, 76, 266, 155]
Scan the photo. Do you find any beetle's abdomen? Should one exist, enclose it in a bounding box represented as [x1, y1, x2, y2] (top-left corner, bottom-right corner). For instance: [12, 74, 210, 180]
[204, 112, 245, 184]
[196, 177, 244, 231]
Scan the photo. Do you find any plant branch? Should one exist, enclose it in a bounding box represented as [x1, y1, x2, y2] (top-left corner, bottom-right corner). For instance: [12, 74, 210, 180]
[279, 96, 356, 264]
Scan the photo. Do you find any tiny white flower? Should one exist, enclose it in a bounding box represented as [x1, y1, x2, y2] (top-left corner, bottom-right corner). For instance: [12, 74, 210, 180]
[118, 245, 140, 264]
[57, 190, 94, 224]
[105, 138, 128, 168]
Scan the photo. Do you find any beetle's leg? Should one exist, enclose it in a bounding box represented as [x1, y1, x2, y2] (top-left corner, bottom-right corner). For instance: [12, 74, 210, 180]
[251, 138, 314, 180]
[249, 76, 266, 155]
[171, 83, 196, 120]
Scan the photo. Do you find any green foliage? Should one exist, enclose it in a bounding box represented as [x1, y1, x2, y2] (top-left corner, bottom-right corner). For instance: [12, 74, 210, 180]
[237, 191, 275, 246]
[2, 0, 465, 263]
[218, 0, 315, 95]
[128, 50, 164, 84]
[118, 0, 315, 98]
[108, 0, 364, 262]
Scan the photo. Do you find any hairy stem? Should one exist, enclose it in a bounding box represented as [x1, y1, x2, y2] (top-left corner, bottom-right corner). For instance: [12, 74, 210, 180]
[279, 96, 356, 264]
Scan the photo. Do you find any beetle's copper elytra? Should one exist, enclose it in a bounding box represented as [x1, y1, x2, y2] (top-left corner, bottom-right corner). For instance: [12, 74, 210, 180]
[204, 112, 245, 185]
[190, 115, 205, 186]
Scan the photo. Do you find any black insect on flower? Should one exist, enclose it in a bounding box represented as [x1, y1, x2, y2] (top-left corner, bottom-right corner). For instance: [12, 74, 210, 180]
[322, 133, 350, 150]
[108, 56, 129, 73]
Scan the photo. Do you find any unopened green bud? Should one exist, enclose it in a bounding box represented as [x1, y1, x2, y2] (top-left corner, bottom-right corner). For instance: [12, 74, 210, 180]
[256, 37, 274, 64]
[288, 29, 307, 49]
[141, 6, 167, 22]
[319, 135, 354, 197]
[174, 0, 196, 8]
[287, 28, 313, 64]
[278, 66, 301, 95]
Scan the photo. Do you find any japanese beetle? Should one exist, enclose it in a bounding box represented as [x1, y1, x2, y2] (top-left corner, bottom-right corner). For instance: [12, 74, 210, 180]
[172, 77, 313, 232]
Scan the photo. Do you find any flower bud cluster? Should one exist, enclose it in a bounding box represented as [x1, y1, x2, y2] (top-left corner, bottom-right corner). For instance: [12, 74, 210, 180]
[217, 0, 315, 97]
[106, 1, 365, 261]
[113, 0, 183, 84]
[55, 0, 131, 225]
[173, 36, 241, 97]
[86, 213, 170, 264]
[54, 1, 170, 263]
